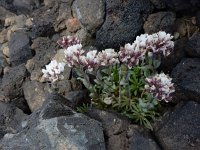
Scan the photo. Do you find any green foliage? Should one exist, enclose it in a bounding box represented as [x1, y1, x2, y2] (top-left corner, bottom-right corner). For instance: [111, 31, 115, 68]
[75, 55, 171, 129]
[76, 103, 90, 113]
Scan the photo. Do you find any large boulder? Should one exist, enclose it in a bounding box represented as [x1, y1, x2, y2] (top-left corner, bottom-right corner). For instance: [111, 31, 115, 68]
[0, 94, 106, 150]
[164, 0, 200, 12]
[185, 32, 200, 57]
[143, 11, 176, 34]
[95, 0, 153, 49]
[72, 0, 105, 34]
[0, 64, 28, 101]
[8, 31, 33, 66]
[154, 101, 200, 150]
[87, 109, 160, 150]
[0, 102, 27, 139]
[171, 58, 200, 103]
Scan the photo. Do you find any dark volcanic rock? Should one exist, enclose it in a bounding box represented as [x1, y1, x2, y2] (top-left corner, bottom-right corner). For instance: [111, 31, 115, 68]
[185, 32, 200, 57]
[87, 108, 130, 137]
[196, 11, 200, 28]
[0, 64, 28, 100]
[87, 108, 130, 149]
[30, 1, 59, 38]
[171, 58, 200, 103]
[154, 101, 200, 150]
[144, 11, 176, 34]
[73, 0, 105, 34]
[8, 31, 33, 66]
[0, 94, 106, 150]
[65, 90, 89, 107]
[13, 0, 41, 14]
[164, 0, 200, 12]
[150, 0, 165, 9]
[128, 125, 160, 150]
[160, 38, 186, 73]
[23, 80, 50, 112]
[0, 102, 27, 139]
[95, 0, 153, 49]
[26, 37, 57, 73]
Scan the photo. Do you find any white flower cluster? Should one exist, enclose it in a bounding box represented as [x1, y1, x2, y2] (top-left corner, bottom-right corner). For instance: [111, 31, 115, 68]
[119, 43, 146, 69]
[135, 31, 174, 56]
[98, 49, 119, 66]
[64, 44, 84, 67]
[144, 73, 175, 102]
[119, 31, 174, 68]
[42, 60, 66, 82]
[64, 46, 119, 72]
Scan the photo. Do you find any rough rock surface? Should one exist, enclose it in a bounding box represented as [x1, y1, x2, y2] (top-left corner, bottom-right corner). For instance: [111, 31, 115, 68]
[0, 94, 106, 150]
[30, 1, 59, 38]
[160, 38, 186, 72]
[154, 101, 200, 150]
[8, 31, 33, 66]
[23, 80, 50, 112]
[185, 32, 200, 57]
[150, 0, 165, 9]
[87, 109, 160, 150]
[95, 0, 153, 49]
[26, 37, 57, 73]
[164, 0, 200, 12]
[0, 102, 27, 139]
[171, 58, 200, 103]
[73, 0, 105, 34]
[144, 11, 176, 34]
[128, 125, 160, 150]
[0, 64, 28, 100]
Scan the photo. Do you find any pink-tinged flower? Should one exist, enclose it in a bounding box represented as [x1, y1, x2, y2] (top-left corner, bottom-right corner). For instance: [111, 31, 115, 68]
[133, 31, 174, 57]
[97, 49, 119, 66]
[144, 73, 175, 102]
[119, 43, 146, 69]
[64, 44, 84, 67]
[80, 50, 100, 72]
[57, 36, 80, 49]
[42, 60, 66, 82]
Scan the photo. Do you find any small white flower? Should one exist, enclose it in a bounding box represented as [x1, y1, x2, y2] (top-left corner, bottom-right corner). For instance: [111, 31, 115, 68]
[145, 73, 175, 102]
[42, 60, 66, 82]
[103, 97, 113, 105]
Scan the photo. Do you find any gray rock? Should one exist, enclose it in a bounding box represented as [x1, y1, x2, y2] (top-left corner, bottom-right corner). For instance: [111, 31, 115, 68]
[185, 32, 200, 57]
[0, 6, 15, 22]
[23, 80, 50, 112]
[143, 11, 176, 34]
[154, 101, 200, 150]
[30, 1, 59, 38]
[73, 0, 105, 34]
[160, 38, 186, 72]
[87, 108, 130, 137]
[0, 94, 106, 150]
[54, 0, 73, 32]
[128, 125, 160, 150]
[196, 11, 200, 28]
[0, 64, 28, 101]
[164, 0, 200, 12]
[26, 37, 57, 73]
[65, 90, 89, 107]
[10, 97, 31, 114]
[0, 102, 27, 139]
[171, 58, 200, 103]
[8, 31, 33, 66]
[150, 0, 165, 9]
[95, 0, 153, 49]
[13, 0, 41, 14]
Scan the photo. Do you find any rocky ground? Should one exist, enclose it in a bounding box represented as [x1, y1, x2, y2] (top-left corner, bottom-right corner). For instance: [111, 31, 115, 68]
[0, 0, 200, 149]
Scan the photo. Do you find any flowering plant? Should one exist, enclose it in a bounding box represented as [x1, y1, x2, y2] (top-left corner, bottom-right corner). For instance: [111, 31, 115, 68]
[42, 31, 175, 129]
